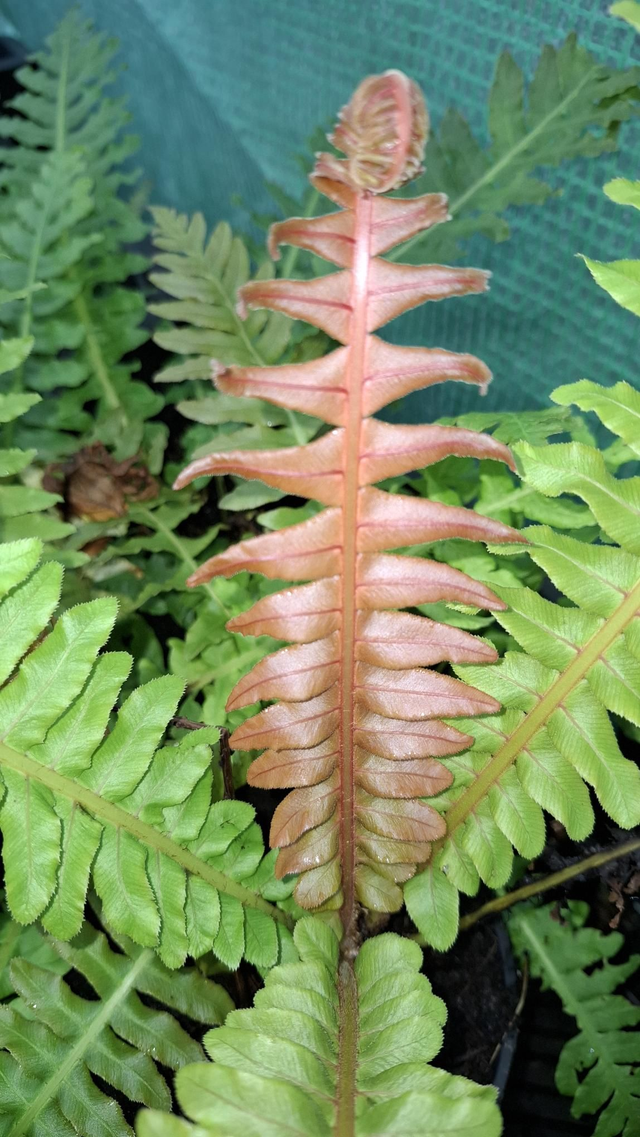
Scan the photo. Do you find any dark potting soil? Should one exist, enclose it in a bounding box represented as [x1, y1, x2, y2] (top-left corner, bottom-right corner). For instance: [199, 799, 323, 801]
[500, 983, 593, 1137]
[425, 921, 519, 1085]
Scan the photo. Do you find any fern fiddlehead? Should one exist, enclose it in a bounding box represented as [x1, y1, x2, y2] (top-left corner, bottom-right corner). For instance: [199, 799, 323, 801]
[175, 71, 524, 947]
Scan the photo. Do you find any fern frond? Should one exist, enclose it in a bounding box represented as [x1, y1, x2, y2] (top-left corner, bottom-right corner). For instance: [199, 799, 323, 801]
[509, 902, 640, 1135]
[406, 380, 640, 949]
[0, 917, 233, 1136]
[0, 12, 136, 193]
[0, 538, 292, 969]
[150, 210, 292, 378]
[172, 71, 526, 941]
[148, 208, 320, 462]
[138, 916, 501, 1137]
[0, 10, 158, 460]
[0, 150, 100, 358]
[390, 35, 640, 263]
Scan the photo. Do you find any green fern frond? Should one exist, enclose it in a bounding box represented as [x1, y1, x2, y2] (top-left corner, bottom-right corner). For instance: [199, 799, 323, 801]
[0, 150, 100, 363]
[509, 902, 640, 1135]
[0, 10, 159, 460]
[148, 208, 320, 458]
[149, 210, 291, 376]
[137, 917, 501, 1137]
[0, 12, 137, 192]
[389, 35, 640, 263]
[0, 538, 293, 970]
[405, 380, 640, 949]
[0, 917, 233, 1137]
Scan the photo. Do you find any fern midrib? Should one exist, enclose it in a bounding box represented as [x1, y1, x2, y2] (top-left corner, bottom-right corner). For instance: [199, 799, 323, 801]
[334, 960, 358, 1137]
[16, 203, 48, 351]
[338, 190, 372, 943]
[7, 946, 150, 1137]
[72, 289, 128, 417]
[439, 573, 640, 841]
[54, 20, 129, 426]
[16, 14, 73, 357]
[517, 916, 639, 1115]
[0, 742, 290, 926]
[14, 174, 56, 400]
[390, 66, 599, 261]
[135, 506, 230, 618]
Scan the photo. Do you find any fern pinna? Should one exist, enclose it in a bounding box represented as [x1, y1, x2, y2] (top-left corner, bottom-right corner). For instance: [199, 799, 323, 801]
[175, 72, 524, 943]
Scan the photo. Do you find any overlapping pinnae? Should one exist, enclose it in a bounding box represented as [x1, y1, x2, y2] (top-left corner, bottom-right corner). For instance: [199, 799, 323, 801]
[176, 70, 524, 943]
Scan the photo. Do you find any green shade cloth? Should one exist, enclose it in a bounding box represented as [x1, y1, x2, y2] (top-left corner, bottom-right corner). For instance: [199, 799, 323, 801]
[3, 0, 640, 420]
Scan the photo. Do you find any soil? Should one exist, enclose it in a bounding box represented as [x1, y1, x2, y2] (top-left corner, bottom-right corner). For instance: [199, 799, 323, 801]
[425, 921, 519, 1084]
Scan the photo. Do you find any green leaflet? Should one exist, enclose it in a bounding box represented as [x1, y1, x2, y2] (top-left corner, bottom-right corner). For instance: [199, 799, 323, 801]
[581, 255, 640, 319]
[388, 35, 640, 263]
[0, 538, 293, 968]
[509, 903, 640, 1135]
[604, 176, 640, 210]
[406, 380, 640, 948]
[0, 286, 74, 550]
[0, 918, 233, 1137]
[581, 173, 640, 338]
[137, 918, 501, 1137]
[552, 380, 640, 458]
[0, 10, 160, 461]
[612, 0, 640, 31]
[0, 908, 68, 999]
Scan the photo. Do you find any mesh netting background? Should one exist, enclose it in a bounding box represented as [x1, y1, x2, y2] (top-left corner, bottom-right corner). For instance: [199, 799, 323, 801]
[2, 0, 640, 421]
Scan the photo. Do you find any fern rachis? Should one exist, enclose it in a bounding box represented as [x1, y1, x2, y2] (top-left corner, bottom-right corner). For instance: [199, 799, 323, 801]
[137, 917, 502, 1137]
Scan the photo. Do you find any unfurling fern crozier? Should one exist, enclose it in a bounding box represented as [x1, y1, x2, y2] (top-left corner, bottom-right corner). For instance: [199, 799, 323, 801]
[176, 71, 525, 940]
